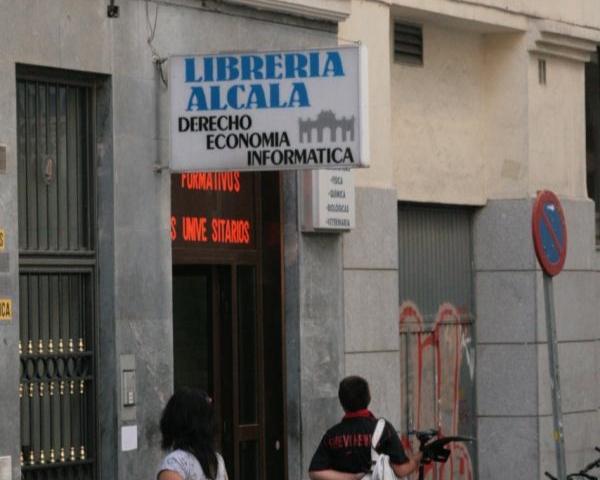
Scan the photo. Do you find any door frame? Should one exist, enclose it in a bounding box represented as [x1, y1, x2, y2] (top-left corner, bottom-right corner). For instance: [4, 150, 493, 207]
[171, 173, 286, 480]
[16, 65, 100, 480]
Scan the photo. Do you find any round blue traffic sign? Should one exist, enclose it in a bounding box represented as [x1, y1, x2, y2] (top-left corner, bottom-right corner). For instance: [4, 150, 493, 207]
[532, 190, 567, 276]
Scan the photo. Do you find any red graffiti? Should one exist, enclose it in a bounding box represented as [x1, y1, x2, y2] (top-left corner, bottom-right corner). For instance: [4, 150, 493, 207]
[399, 302, 474, 480]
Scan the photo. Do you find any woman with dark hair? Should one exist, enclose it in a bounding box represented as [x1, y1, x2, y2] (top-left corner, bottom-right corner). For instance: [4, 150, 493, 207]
[157, 388, 228, 480]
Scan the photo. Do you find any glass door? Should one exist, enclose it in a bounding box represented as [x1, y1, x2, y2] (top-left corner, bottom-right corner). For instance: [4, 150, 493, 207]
[173, 264, 262, 480]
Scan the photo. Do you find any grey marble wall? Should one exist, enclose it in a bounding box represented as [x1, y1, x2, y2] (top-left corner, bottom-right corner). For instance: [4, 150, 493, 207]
[288, 185, 401, 480]
[102, 4, 337, 479]
[343, 187, 401, 427]
[0, 67, 21, 480]
[473, 198, 600, 479]
[286, 187, 401, 478]
[0, 1, 337, 479]
[284, 172, 346, 480]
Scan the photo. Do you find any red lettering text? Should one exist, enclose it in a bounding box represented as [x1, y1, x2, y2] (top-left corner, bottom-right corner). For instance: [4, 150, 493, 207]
[182, 216, 208, 242]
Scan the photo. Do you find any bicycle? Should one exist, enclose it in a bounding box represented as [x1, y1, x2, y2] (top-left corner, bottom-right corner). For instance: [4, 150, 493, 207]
[544, 447, 600, 480]
[409, 429, 475, 480]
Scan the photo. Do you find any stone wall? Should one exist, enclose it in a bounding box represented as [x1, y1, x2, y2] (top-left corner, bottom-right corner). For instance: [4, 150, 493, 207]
[0, 1, 338, 478]
[474, 198, 600, 479]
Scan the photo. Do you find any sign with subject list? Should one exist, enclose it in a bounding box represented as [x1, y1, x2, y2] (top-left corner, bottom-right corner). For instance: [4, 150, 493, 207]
[302, 169, 355, 232]
[170, 46, 369, 172]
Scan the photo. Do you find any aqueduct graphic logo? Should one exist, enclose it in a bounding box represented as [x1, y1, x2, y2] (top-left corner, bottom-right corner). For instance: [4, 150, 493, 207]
[298, 110, 355, 143]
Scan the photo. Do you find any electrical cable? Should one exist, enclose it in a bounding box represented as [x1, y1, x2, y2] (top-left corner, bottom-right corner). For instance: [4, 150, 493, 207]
[145, 0, 168, 87]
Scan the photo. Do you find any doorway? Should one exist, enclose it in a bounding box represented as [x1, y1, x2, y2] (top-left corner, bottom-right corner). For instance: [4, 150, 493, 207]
[17, 66, 98, 480]
[171, 172, 285, 480]
[173, 264, 261, 480]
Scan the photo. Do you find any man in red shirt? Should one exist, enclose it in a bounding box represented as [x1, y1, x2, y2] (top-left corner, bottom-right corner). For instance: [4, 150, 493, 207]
[309, 376, 421, 480]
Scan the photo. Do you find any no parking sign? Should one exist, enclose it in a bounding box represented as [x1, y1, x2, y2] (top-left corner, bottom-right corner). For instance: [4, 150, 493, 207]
[532, 189, 568, 479]
[532, 190, 567, 277]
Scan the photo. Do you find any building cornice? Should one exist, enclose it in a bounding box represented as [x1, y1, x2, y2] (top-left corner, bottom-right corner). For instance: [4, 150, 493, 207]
[223, 0, 351, 23]
[528, 20, 600, 63]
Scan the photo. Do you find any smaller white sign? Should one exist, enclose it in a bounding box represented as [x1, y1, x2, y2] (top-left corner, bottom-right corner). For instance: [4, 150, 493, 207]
[121, 425, 138, 452]
[302, 169, 355, 232]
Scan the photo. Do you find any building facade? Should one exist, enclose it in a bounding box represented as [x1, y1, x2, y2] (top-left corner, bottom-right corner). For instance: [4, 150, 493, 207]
[340, 1, 600, 479]
[0, 1, 598, 480]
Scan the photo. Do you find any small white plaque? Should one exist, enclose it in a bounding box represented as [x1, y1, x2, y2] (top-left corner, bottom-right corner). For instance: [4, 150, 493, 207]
[302, 169, 355, 232]
[121, 425, 138, 452]
[0, 456, 11, 480]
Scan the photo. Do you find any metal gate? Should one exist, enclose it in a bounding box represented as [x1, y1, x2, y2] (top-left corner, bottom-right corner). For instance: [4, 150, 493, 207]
[17, 70, 97, 480]
[398, 204, 476, 480]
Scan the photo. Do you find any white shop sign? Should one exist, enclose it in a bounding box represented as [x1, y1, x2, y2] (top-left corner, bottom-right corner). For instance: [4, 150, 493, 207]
[169, 45, 368, 172]
[302, 169, 355, 232]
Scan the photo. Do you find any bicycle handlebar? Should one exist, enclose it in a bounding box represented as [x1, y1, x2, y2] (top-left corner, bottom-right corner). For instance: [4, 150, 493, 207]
[582, 458, 600, 473]
[546, 447, 600, 480]
[546, 473, 598, 480]
[408, 429, 440, 448]
[407, 429, 475, 466]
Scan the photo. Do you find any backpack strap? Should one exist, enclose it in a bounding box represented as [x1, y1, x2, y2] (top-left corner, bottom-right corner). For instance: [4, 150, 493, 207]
[371, 419, 386, 464]
[372, 418, 386, 449]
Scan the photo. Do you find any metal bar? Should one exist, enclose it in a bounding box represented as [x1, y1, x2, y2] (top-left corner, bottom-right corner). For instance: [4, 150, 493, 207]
[40, 275, 49, 457]
[27, 81, 38, 250]
[232, 265, 240, 479]
[70, 276, 78, 454]
[543, 275, 567, 480]
[67, 87, 77, 250]
[17, 81, 28, 249]
[75, 87, 82, 250]
[212, 266, 222, 447]
[44, 84, 51, 251]
[37, 82, 48, 251]
[34, 82, 42, 251]
[58, 86, 68, 251]
[255, 174, 266, 480]
[48, 84, 58, 251]
[18, 75, 98, 480]
[16, 70, 98, 88]
[55, 82, 61, 255]
[172, 248, 260, 265]
[19, 256, 96, 269]
[83, 89, 91, 249]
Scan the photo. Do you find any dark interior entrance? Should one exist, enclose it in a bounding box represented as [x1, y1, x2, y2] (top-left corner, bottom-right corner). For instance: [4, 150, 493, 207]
[173, 264, 261, 480]
[171, 173, 285, 480]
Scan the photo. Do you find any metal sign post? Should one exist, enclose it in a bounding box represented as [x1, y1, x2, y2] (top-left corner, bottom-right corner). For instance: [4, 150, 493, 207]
[532, 190, 568, 480]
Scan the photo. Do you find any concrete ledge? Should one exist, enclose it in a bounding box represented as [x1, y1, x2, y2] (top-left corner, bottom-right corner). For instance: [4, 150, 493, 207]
[224, 0, 351, 22]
